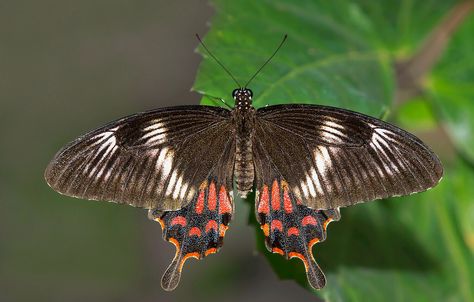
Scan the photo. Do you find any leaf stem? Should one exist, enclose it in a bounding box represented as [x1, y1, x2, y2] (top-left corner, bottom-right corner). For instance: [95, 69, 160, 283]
[395, 1, 474, 104]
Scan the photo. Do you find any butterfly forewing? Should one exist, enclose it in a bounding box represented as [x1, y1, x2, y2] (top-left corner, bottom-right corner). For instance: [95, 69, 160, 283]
[254, 104, 443, 210]
[45, 105, 235, 211]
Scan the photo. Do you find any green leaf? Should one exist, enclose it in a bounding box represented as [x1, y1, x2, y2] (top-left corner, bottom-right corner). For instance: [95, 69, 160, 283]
[194, 0, 456, 112]
[396, 97, 438, 131]
[194, 1, 394, 116]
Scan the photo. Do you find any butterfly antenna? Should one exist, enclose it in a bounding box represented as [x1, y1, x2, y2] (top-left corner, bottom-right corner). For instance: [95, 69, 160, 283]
[196, 34, 242, 88]
[203, 93, 233, 109]
[244, 34, 287, 88]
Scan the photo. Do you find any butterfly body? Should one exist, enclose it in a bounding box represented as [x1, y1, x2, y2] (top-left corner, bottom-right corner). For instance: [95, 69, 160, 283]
[232, 88, 257, 197]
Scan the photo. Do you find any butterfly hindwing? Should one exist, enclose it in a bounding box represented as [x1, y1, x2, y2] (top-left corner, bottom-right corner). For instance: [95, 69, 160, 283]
[253, 138, 341, 289]
[149, 177, 234, 291]
[45, 105, 234, 211]
[254, 104, 443, 210]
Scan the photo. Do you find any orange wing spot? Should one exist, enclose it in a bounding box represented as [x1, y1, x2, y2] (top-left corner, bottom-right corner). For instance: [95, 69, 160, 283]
[257, 185, 270, 214]
[261, 223, 270, 237]
[301, 215, 317, 226]
[205, 220, 218, 233]
[188, 227, 202, 237]
[288, 252, 309, 271]
[287, 227, 300, 237]
[199, 180, 208, 190]
[168, 237, 181, 260]
[218, 185, 232, 214]
[271, 180, 281, 210]
[272, 247, 285, 255]
[270, 219, 283, 232]
[219, 224, 229, 237]
[170, 216, 187, 227]
[283, 187, 293, 213]
[169, 237, 180, 249]
[323, 218, 333, 230]
[156, 218, 165, 229]
[180, 252, 201, 270]
[309, 238, 320, 248]
[195, 190, 205, 214]
[205, 248, 217, 256]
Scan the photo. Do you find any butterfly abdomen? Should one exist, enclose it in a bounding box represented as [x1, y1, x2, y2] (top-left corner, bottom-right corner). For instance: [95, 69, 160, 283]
[234, 132, 254, 198]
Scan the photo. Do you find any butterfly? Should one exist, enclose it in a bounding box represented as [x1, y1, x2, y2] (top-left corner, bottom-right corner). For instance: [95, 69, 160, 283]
[44, 35, 443, 291]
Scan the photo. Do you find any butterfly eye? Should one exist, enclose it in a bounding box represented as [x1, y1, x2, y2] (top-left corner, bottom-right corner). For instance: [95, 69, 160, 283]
[232, 89, 240, 98]
[247, 89, 253, 98]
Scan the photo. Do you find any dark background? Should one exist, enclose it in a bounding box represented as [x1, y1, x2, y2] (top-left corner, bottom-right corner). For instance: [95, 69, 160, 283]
[0, 1, 319, 301]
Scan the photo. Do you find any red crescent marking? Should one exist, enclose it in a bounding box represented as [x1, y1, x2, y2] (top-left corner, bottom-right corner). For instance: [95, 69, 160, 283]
[271, 180, 281, 210]
[205, 220, 218, 233]
[257, 185, 270, 214]
[188, 227, 202, 237]
[287, 227, 299, 236]
[170, 216, 187, 227]
[302, 215, 317, 226]
[270, 219, 283, 232]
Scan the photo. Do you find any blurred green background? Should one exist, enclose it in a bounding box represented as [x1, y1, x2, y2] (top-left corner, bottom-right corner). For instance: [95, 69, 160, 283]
[1, 1, 473, 301]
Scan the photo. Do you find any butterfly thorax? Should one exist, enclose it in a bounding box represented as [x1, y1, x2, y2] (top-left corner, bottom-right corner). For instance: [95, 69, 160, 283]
[232, 88, 256, 198]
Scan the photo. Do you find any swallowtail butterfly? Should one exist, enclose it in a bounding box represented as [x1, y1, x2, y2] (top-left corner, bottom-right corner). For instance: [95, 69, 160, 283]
[45, 35, 443, 291]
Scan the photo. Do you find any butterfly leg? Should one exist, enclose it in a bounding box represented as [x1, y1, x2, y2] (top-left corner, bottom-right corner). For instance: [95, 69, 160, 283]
[148, 180, 233, 291]
[256, 179, 340, 289]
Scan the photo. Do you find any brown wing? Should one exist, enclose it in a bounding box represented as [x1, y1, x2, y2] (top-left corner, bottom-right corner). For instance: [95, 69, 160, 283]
[45, 105, 235, 211]
[254, 104, 443, 210]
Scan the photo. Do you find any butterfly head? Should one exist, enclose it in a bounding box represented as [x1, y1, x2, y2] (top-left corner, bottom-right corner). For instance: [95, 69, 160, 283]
[232, 88, 253, 110]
